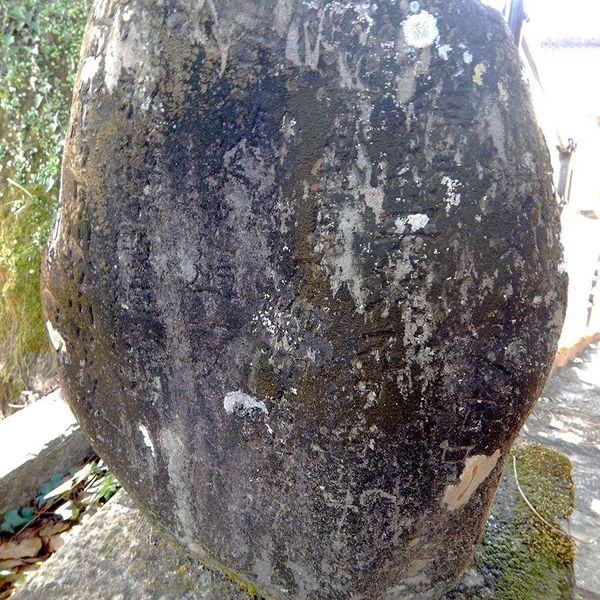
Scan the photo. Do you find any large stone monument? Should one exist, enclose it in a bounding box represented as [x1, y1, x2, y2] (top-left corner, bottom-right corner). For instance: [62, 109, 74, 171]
[41, 1, 567, 598]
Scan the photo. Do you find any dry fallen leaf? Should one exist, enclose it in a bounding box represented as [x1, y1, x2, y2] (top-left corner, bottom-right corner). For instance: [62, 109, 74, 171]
[38, 521, 69, 538]
[21, 557, 47, 565]
[0, 559, 25, 569]
[47, 534, 65, 553]
[0, 538, 42, 560]
[19, 527, 40, 540]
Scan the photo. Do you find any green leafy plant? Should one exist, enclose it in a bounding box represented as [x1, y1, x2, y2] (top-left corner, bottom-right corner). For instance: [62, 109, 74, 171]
[0, 507, 34, 533]
[35, 471, 64, 507]
[0, 0, 88, 415]
[90, 472, 120, 504]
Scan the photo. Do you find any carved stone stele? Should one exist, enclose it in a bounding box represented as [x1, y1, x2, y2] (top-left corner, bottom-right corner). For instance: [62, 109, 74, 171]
[42, 1, 566, 598]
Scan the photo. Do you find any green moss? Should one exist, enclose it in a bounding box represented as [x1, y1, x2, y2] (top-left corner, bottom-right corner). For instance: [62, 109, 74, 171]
[216, 566, 263, 598]
[178, 547, 271, 599]
[473, 443, 575, 600]
[0, 0, 88, 414]
[512, 444, 575, 568]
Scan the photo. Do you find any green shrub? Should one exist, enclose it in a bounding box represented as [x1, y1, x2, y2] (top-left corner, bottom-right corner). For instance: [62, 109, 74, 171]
[0, 0, 88, 415]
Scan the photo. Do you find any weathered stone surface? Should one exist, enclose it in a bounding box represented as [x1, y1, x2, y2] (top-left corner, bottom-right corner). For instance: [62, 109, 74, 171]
[0, 389, 91, 516]
[41, 1, 567, 598]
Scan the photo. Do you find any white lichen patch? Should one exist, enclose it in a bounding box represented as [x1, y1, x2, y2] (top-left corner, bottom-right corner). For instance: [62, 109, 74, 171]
[304, 7, 325, 69]
[285, 6, 325, 69]
[441, 176, 462, 213]
[103, 7, 122, 93]
[223, 390, 268, 415]
[80, 56, 100, 84]
[485, 101, 507, 161]
[138, 424, 156, 457]
[356, 144, 385, 222]
[437, 43, 452, 61]
[93, 0, 109, 19]
[394, 256, 413, 283]
[462, 50, 473, 64]
[46, 320, 66, 353]
[498, 82, 508, 102]
[101, 5, 159, 96]
[402, 11, 439, 49]
[273, 0, 294, 34]
[285, 19, 302, 65]
[325, 204, 367, 312]
[413, 46, 432, 77]
[159, 427, 198, 549]
[47, 205, 63, 259]
[396, 69, 417, 104]
[191, 0, 232, 76]
[443, 450, 501, 510]
[473, 62, 487, 86]
[337, 52, 364, 90]
[395, 213, 430, 233]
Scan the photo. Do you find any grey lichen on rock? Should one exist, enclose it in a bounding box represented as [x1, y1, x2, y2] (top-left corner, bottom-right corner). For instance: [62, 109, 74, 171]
[42, 0, 567, 598]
